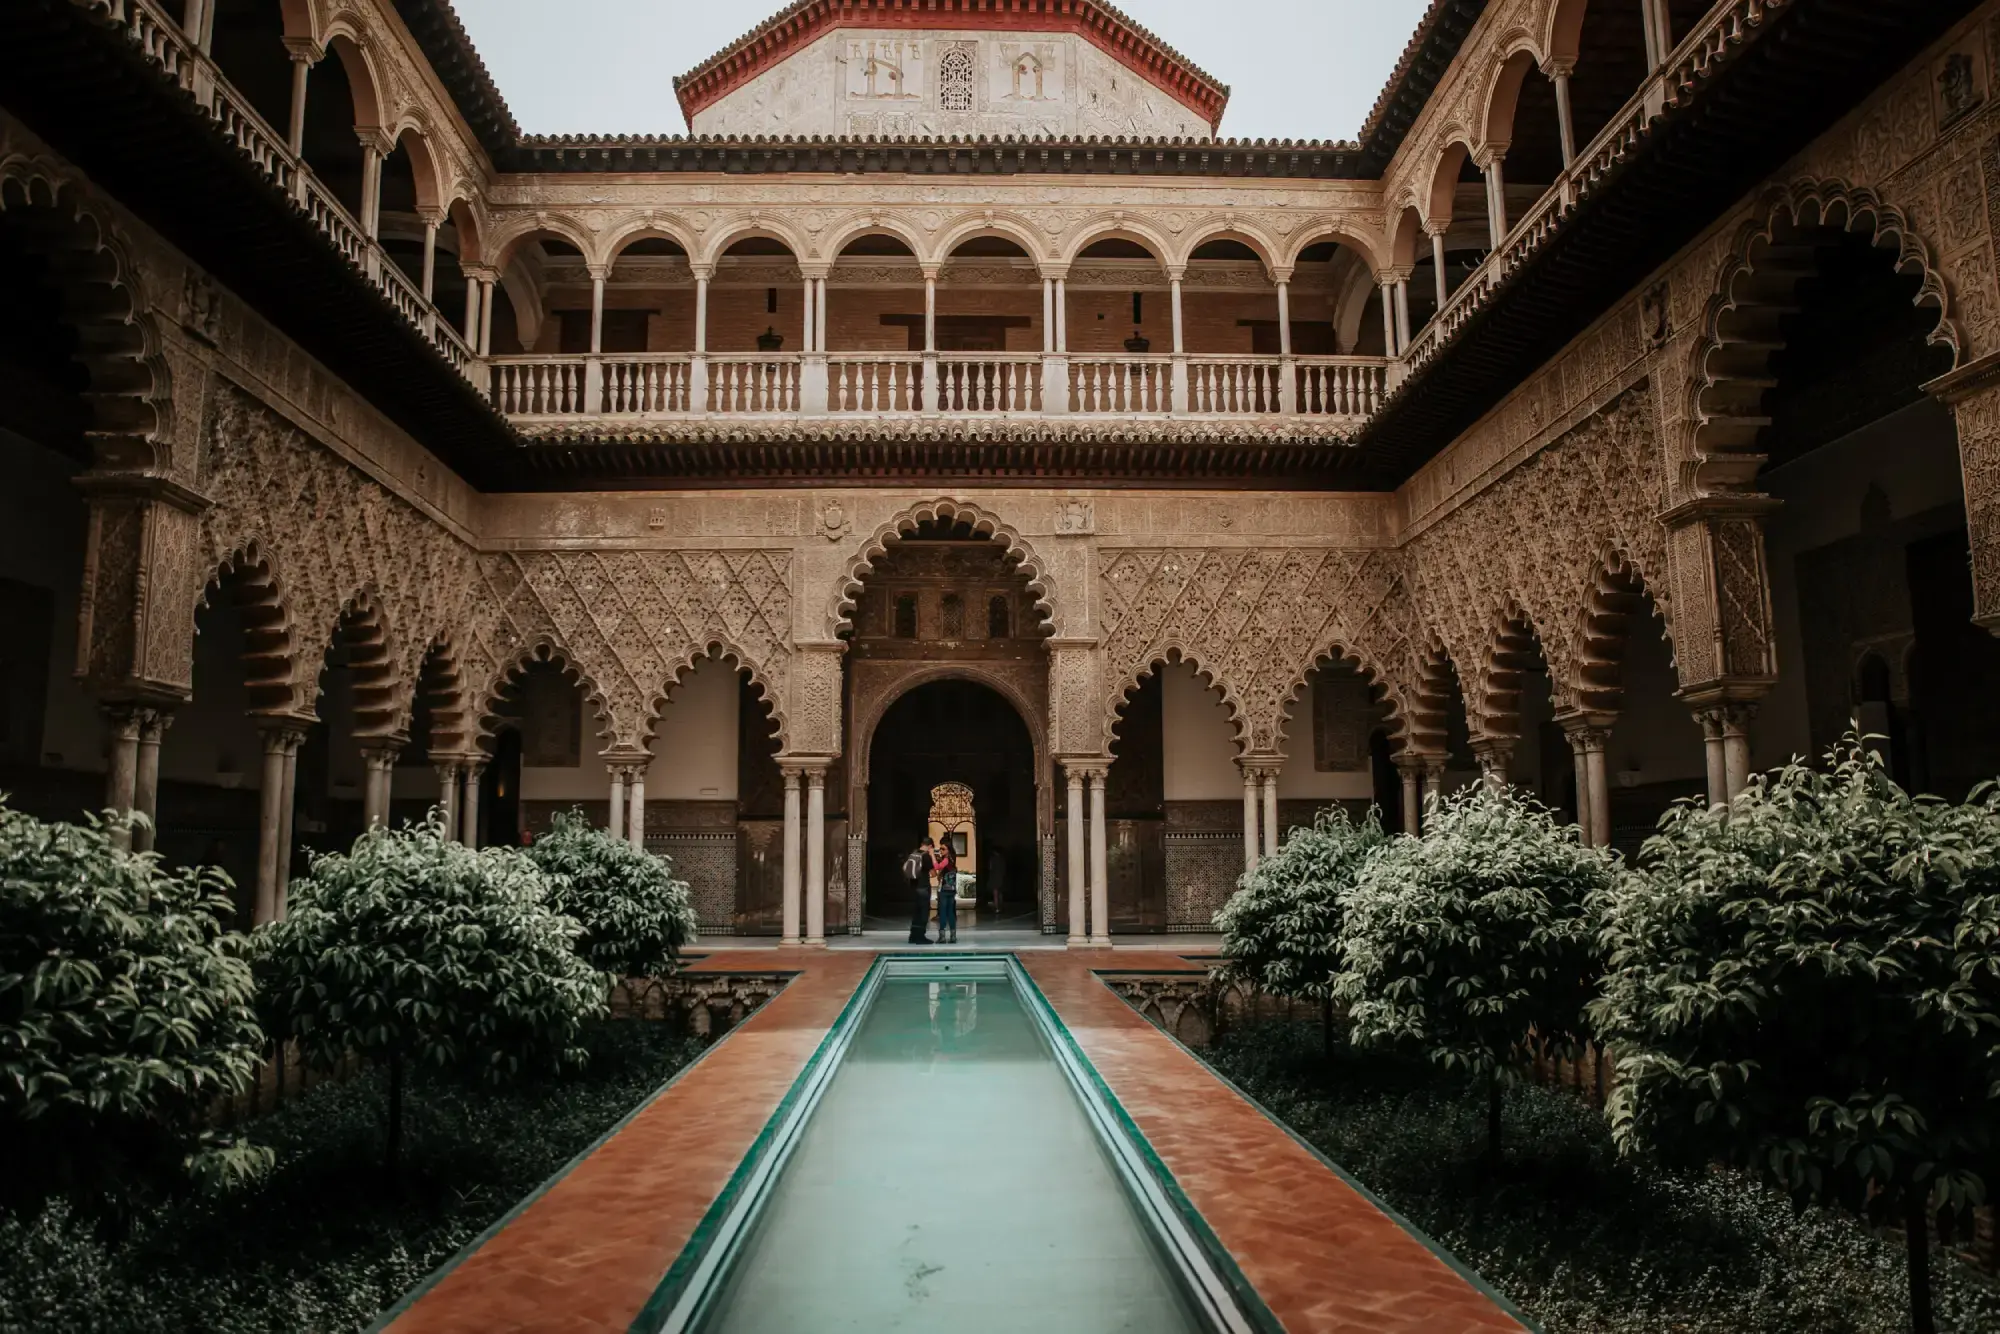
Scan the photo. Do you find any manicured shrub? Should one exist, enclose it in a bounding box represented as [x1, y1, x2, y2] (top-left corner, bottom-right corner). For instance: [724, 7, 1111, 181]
[522, 808, 697, 980]
[1215, 804, 1386, 1047]
[1591, 738, 2000, 1334]
[1336, 783, 1611, 1156]
[0, 800, 267, 1208]
[253, 817, 605, 1175]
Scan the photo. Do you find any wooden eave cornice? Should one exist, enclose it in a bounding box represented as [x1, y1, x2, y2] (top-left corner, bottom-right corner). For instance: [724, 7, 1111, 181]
[501, 136, 1367, 178]
[1355, 0, 1489, 173]
[1353, 0, 1984, 487]
[492, 423, 1369, 490]
[669, 0, 1230, 132]
[391, 0, 522, 160]
[1, 0, 519, 484]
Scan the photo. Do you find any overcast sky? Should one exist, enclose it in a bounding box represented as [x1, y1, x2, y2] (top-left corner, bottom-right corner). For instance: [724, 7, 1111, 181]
[449, 0, 1434, 142]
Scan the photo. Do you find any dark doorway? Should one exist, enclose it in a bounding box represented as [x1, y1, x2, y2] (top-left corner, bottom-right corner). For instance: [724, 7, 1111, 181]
[864, 679, 1036, 929]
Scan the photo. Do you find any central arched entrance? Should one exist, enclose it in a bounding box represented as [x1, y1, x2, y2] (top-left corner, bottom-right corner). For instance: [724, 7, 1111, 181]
[862, 678, 1038, 930]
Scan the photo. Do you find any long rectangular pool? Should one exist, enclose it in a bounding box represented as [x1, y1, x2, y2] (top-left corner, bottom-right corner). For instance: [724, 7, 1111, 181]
[645, 957, 1263, 1333]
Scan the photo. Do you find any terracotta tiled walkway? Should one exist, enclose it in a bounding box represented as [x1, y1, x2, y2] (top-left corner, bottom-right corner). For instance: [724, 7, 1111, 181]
[383, 949, 1525, 1333]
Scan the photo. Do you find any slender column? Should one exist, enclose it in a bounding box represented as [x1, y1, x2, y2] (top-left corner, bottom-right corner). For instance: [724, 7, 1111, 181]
[1698, 709, 1728, 811]
[1396, 758, 1423, 836]
[607, 764, 626, 840]
[1168, 273, 1187, 413]
[181, 0, 207, 42]
[627, 767, 646, 850]
[589, 272, 606, 353]
[461, 763, 484, 849]
[584, 268, 608, 409]
[463, 279, 481, 345]
[922, 270, 939, 413]
[1719, 705, 1755, 802]
[102, 706, 143, 851]
[1054, 278, 1067, 352]
[1087, 769, 1110, 946]
[1641, 0, 1665, 69]
[1471, 737, 1512, 790]
[1241, 764, 1260, 872]
[358, 141, 383, 240]
[478, 279, 495, 356]
[420, 218, 439, 302]
[1551, 66, 1577, 167]
[1485, 153, 1510, 244]
[1422, 757, 1448, 829]
[1065, 766, 1087, 945]
[1393, 280, 1412, 353]
[690, 267, 711, 411]
[1261, 769, 1280, 859]
[286, 53, 311, 157]
[780, 766, 803, 946]
[1568, 728, 1597, 843]
[133, 710, 169, 853]
[254, 727, 290, 923]
[1380, 281, 1398, 354]
[923, 274, 937, 352]
[274, 736, 300, 917]
[1275, 280, 1292, 357]
[1430, 229, 1449, 309]
[805, 768, 826, 945]
[1584, 735, 1611, 847]
[360, 743, 398, 829]
[435, 761, 462, 843]
[814, 276, 828, 354]
[1041, 277, 1054, 351]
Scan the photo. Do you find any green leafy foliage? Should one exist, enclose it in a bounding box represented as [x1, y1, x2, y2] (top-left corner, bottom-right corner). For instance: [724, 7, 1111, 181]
[0, 1020, 702, 1333]
[1336, 783, 1611, 1151]
[1205, 1020, 2000, 1333]
[1215, 804, 1386, 1002]
[0, 800, 267, 1208]
[1591, 738, 2000, 1221]
[254, 818, 606, 1099]
[522, 809, 697, 979]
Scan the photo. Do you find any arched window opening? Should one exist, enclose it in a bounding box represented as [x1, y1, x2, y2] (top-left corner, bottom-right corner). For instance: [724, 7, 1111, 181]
[939, 47, 975, 112]
[987, 595, 1010, 639]
[894, 593, 919, 639]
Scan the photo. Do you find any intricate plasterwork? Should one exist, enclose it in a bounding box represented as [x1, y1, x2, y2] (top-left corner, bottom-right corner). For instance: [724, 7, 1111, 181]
[830, 496, 1059, 639]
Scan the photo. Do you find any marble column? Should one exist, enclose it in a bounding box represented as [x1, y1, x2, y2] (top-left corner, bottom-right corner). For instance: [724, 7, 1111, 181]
[1430, 229, 1449, 309]
[461, 763, 484, 849]
[1065, 765, 1087, 945]
[253, 724, 299, 924]
[435, 760, 462, 844]
[1396, 757, 1423, 836]
[780, 766, 802, 947]
[1561, 722, 1612, 847]
[607, 765, 626, 841]
[1566, 727, 1597, 844]
[1551, 65, 1577, 167]
[627, 765, 646, 850]
[1422, 757, 1448, 829]
[805, 767, 827, 946]
[285, 52, 310, 156]
[1260, 768, 1280, 859]
[132, 709, 170, 853]
[1240, 764, 1260, 872]
[1088, 767, 1111, 947]
[1470, 737, 1512, 790]
[274, 735, 301, 917]
[360, 742, 399, 829]
[102, 705, 143, 850]
[1484, 153, 1510, 245]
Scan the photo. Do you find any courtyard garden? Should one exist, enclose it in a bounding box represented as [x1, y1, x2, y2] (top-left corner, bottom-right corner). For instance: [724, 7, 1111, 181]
[1208, 737, 2000, 1333]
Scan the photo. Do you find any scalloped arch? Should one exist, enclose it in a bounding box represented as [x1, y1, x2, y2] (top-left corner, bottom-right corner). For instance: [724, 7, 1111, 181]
[475, 638, 616, 754]
[1271, 644, 1410, 759]
[829, 498, 1058, 639]
[639, 639, 786, 753]
[0, 156, 170, 471]
[1105, 646, 1250, 754]
[196, 542, 301, 717]
[1561, 549, 1673, 719]
[1686, 179, 1959, 484]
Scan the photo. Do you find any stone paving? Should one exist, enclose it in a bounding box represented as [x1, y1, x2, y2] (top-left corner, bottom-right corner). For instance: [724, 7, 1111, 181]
[382, 948, 1525, 1333]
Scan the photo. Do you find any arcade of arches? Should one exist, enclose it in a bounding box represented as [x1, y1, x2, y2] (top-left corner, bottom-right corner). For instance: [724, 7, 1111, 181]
[7, 0, 2000, 949]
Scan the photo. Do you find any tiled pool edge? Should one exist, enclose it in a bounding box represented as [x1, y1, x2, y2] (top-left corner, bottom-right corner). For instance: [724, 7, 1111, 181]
[365, 971, 805, 1334]
[1090, 968, 1545, 1334]
[1009, 960, 1287, 1334]
[626, 955, 887, 1333]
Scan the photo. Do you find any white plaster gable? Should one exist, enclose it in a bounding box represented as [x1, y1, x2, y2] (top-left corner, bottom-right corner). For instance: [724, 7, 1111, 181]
[689, 28, 1210, 139]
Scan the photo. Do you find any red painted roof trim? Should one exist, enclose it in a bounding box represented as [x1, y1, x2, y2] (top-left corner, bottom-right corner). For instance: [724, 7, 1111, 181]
[672, 0, 1231, 133]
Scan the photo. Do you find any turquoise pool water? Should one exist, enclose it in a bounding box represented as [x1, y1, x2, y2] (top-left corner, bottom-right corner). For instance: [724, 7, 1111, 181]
[694, 972, 1209, 1333]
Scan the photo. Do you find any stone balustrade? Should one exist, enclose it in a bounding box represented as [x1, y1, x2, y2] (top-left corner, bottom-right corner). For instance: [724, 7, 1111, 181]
[489, 350, 1389, 426]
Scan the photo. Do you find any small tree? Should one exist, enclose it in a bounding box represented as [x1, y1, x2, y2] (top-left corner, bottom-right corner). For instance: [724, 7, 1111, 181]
[1590, 739, 2000, 1334]
[0, 801, 267, 1208]
[1215, 805, 1386, 1052]
[523, 809, 698, 983]
[1336, 783, 1610, 1157]
[254, 817, 605, 1178]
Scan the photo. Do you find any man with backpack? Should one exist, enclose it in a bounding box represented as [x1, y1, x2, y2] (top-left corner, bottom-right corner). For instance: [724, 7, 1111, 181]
[904, 837, 935, 944]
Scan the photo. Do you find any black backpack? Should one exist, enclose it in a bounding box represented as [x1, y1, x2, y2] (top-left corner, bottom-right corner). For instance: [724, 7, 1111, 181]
[902, 849, 927, 882]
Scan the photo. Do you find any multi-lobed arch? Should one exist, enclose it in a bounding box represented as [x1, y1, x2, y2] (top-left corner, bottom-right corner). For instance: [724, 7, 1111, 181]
[1271, 644, 1409, 760]
[475, 638, 615, 756]
[198, 545, 300, 718]
[639, 640, 785, 757]
[1685, 178, 1959, 488]
[830, 497, 1058, 640]
[0, 157, 170, 471]
[1107, 647, 1252, 755]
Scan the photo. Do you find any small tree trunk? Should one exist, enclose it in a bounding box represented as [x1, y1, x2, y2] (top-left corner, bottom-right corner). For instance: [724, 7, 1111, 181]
[1486, 1071, 1503, 1161]
[385, 1052, 404, 1189]
[1321, 997, 1334, 1060]
[1907, 1198, 1936, 1334]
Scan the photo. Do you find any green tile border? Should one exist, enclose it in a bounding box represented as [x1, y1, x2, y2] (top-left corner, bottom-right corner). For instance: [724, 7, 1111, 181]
[627, 955, 887, 1333]
[363, 971, 803, 1334]
[1010, 961, 1286, 1334]
[1089, 972, 1544, 1334]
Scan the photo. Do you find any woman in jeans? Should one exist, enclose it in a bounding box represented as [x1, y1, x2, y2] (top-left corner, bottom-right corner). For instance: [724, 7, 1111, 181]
[933, 839, 959, 943]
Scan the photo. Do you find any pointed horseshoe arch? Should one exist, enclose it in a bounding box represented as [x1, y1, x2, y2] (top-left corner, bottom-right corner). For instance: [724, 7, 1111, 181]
[829, 498, 1060, 639]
